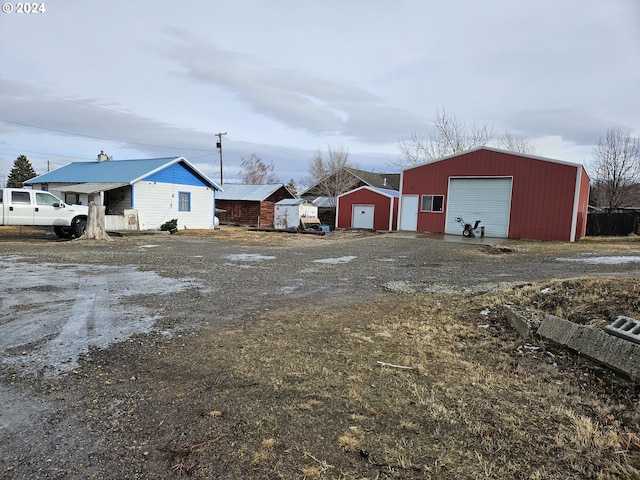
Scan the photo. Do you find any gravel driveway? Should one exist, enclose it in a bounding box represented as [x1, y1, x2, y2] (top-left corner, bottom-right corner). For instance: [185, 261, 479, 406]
[0, 229, 637, 377]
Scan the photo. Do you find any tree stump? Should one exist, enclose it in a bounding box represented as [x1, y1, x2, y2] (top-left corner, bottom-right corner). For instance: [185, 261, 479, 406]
[81, 202, 112, 241]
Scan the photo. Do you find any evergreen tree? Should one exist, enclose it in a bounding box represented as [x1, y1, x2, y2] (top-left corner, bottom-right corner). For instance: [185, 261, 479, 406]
[7, 155, 37, 188]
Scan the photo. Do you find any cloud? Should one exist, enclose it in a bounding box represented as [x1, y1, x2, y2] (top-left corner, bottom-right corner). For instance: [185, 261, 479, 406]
[503, 108, 626, 146]
[161, 28, 428, 143]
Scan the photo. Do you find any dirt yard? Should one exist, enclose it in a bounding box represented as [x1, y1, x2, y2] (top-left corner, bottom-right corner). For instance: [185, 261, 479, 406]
[1, 226, 639, 479]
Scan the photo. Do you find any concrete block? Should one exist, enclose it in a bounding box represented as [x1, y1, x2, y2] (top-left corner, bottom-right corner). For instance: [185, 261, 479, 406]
[506, 306, 543, 338]
[537, 315, 640, 382]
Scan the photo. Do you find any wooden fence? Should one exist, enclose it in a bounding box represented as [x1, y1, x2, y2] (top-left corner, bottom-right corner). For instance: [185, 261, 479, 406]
[586, 211, 640, 236]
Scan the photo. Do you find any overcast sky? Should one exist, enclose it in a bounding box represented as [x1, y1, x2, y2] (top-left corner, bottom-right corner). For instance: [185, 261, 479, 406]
[1, 1, 639, 186]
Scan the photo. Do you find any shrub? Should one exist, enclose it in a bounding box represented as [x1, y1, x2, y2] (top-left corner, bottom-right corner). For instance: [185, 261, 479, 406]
[160, 219, 178, 234]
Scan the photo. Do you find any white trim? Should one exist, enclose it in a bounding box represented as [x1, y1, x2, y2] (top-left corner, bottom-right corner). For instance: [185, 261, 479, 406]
[570, 166, 583, 242]
[388, 197, 395, 231]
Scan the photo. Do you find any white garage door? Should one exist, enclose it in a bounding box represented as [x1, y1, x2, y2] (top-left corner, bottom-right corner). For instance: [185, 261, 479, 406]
[352, 205, 375, 229]
[445, 178, 512, 238]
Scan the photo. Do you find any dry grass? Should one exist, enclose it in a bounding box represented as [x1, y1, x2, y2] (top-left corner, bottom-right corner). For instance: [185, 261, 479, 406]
[87, 275, 640, 479]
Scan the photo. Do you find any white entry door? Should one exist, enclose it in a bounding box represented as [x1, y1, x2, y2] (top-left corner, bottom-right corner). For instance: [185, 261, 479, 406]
[399, 194, 419, 231]
[352, 205, 374, 229]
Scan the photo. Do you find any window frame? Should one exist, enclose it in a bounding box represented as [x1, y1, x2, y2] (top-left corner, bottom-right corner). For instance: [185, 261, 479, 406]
[178, 191, 191, 212]
[420, 194, 444, 213]
[11, 191, 31, 204]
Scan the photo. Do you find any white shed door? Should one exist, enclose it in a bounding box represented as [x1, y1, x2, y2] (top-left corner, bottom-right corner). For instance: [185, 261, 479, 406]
[445, 178, 512, 238]
[352, 205, 374, 229]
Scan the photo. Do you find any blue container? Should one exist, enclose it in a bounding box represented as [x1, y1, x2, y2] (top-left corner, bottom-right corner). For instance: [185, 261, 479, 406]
[320, 225, 330, 233]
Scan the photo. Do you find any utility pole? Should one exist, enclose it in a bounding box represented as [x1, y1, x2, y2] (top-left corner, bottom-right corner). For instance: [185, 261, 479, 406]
[215, 132, 227, 184]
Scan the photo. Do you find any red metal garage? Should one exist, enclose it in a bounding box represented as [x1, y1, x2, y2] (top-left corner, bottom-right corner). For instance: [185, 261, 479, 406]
[399, 147, 590, 242]
[336, 187, 399, 231]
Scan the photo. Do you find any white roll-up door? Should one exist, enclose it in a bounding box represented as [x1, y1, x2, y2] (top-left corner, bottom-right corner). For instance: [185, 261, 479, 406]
[352, 205, 375, 229]
[445, 177, 512, 238]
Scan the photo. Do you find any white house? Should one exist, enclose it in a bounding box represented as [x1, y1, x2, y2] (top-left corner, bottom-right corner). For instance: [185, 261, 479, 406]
[25, 156, 222, 231]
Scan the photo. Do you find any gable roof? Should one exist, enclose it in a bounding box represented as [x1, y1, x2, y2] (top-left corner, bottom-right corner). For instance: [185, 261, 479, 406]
[25, 157, 221, 190]
[343, 168, 401, 190]
[300, 167, 400, 197]
[404, 146, 587, 173]
[338, 186, 400, 199]
[215, 183, 295, 201]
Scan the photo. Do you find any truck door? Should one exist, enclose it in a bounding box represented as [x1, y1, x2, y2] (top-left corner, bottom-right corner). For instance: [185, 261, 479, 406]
[9, 190, 34, 225]
[35, 192, 67, 226]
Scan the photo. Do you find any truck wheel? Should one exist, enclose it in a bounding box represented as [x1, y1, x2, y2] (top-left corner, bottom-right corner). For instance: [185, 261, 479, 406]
[54, 226, 73, 239]
[73, 218, 87, 238]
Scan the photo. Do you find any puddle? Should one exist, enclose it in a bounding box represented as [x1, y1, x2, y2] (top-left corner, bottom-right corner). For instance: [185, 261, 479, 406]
[0, 256, 203, 377]
[313, 256, 357, 264]
[557, 256, 640, 265]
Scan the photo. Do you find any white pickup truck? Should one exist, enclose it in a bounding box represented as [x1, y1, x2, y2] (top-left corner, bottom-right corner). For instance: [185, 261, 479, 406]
[0, 188, 89, 239]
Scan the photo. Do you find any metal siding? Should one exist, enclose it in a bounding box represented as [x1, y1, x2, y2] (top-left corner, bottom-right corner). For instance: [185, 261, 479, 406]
[402, 149, 581, 240]
[337, 188, 393, 230]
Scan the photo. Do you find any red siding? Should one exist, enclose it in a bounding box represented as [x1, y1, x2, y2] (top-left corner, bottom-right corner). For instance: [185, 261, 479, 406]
[401, 149, 589, 241]
[337, 188, 398, 230]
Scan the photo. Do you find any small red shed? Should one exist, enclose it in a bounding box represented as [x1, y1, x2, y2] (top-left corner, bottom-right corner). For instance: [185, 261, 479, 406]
[336, 186, 399, 231]
[399, 147, 590, 242]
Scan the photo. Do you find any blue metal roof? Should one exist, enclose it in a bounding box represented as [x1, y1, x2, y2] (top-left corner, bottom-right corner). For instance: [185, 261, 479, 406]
[216, 183, 291, 201]
[25, 157, 221, 190]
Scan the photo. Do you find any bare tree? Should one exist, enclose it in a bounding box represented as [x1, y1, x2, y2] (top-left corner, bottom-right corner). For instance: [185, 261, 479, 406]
[497, 131, 537, 155]
[591, 127, 640, 209]
[396, 108, 538, 167]
[238, 153, 279, 184]
[304, 146, 359, 204]
[308, 145, 352, 181]
[397, 108, 494, 166]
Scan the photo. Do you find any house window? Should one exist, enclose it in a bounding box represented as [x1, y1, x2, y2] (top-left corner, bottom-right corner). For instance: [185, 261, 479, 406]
[65, 193, 81, 205]
[421, 194, 444, 212]
[178, 192, 191, 211]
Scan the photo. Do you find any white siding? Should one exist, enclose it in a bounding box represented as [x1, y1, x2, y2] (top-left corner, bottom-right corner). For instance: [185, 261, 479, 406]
[133, 181, 215, 230]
